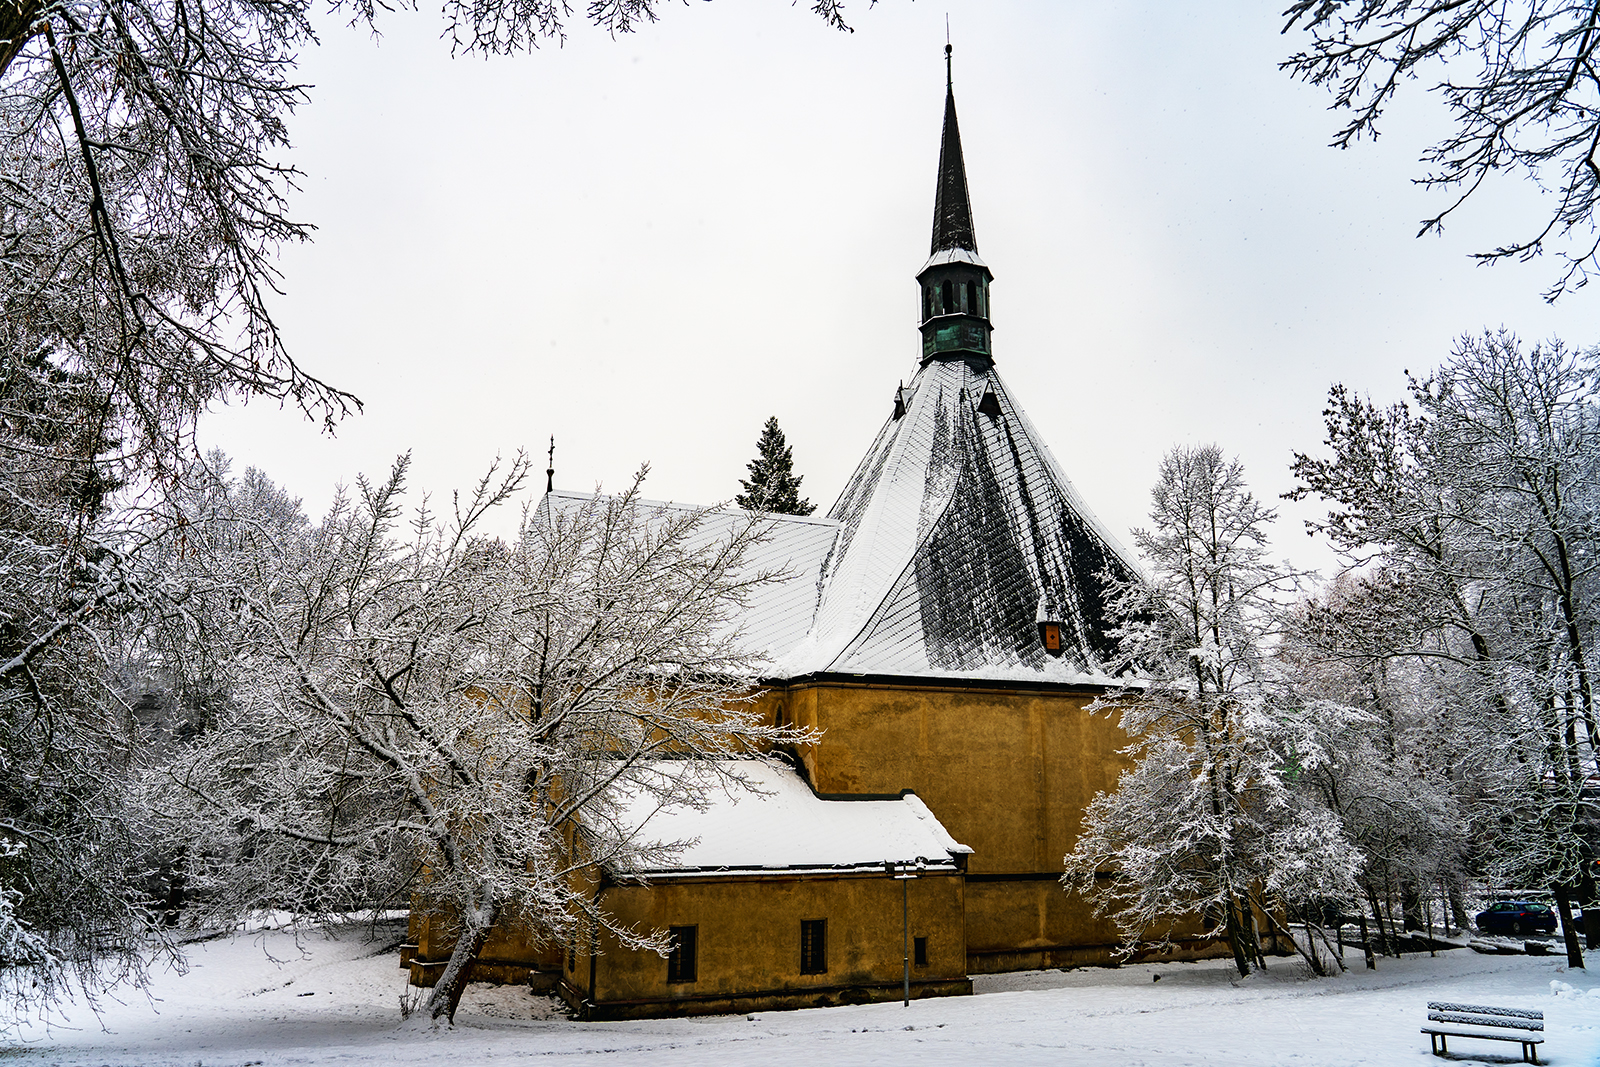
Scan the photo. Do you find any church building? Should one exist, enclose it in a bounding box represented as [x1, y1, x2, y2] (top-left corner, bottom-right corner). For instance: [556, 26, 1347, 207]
[408, 52, 1227, 1019]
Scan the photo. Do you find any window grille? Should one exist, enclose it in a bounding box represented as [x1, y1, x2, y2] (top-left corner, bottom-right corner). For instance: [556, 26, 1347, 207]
[667, 925, 698, 983]
[800, 919, 827, 975]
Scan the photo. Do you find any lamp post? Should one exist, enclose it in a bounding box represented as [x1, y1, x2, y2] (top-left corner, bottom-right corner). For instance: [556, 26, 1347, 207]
[889, 860, 921, 1007]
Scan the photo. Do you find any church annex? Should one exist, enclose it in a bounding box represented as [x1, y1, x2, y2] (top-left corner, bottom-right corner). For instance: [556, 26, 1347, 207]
[407, 53, 1225, 1019]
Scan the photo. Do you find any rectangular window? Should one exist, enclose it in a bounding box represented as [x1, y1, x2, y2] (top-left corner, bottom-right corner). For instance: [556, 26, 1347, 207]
[667, 925, 697, 983]
[913, 936, 928, 967]
[800, 919, 827, 975]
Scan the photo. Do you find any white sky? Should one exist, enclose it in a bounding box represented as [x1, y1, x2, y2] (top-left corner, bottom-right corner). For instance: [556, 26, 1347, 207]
[199, 1, 1597, 577]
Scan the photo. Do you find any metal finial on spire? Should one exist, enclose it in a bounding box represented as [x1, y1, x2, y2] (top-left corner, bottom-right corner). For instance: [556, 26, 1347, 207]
[546, 435, 555, 494]
[945, 19, 952, 89]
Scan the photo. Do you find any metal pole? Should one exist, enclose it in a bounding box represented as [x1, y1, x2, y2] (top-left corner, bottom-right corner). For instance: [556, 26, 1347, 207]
[902, 875, 910, 1007]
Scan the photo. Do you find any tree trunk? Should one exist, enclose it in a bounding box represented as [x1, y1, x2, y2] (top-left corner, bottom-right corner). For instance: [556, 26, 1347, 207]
[1447, 880, 1470, 931]
[1401, 880, 1424, 931]
[1365, 884, 1393, 957]
[422, 899, 500, 1026]
[1580, 868, 1600, 951]
[1223, 897, 1251, 978]
[0, 0, 45, 79]
[1553, 884, 1585, 970]
[1358, 912, 1376, 970]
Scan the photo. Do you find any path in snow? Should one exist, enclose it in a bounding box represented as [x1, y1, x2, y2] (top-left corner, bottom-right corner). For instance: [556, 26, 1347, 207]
[9, 922, 1600, 1066]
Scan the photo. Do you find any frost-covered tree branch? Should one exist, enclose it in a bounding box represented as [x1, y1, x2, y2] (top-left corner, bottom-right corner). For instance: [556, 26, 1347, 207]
[1289, 330, 1600, 965]
[146, 457, 813, 1026]
[1064, 446, 1361, 978]
[1283, 0, 1600, 300]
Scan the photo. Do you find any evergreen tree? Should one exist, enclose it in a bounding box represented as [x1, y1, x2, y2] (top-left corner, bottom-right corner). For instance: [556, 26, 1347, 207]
[736, 417, 814, 515]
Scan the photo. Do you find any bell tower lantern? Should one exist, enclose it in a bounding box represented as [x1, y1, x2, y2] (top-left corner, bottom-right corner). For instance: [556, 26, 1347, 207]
[917, 46, 993, 365]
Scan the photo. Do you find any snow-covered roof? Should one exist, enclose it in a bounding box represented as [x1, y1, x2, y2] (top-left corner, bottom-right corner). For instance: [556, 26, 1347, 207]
[539, 491, 839, 669]
[610, 760, 971, 877]
[769, 358, 1138, 683]
[537, 358, 1137, 686]
[919, 247, 988, 273]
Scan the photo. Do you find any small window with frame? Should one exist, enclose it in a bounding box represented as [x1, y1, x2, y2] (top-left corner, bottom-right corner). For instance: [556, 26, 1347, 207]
[800, 919, 827, 975]
[667, 925, 698, 983]
[913, 936, 928, 967]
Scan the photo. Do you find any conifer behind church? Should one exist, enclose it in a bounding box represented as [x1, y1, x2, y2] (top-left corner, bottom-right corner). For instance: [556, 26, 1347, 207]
[736, 417, 814, 515]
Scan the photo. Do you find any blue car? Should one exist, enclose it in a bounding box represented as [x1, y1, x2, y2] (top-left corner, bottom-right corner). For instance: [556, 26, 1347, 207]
[1475, 901, 1558, 935]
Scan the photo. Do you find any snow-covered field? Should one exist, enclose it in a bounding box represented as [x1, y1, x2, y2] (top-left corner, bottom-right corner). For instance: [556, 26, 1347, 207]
[10, 922, 1600, 1066]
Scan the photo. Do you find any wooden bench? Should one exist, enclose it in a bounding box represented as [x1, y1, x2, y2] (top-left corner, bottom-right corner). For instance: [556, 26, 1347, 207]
[1422, 1001, 1544, 1064]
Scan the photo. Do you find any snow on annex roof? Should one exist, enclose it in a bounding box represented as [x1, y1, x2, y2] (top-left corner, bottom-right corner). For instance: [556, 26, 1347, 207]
[609, 760, 971, 877]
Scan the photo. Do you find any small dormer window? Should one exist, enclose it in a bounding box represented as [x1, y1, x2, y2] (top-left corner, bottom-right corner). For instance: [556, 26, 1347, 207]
[1040, 621, 1063, 656]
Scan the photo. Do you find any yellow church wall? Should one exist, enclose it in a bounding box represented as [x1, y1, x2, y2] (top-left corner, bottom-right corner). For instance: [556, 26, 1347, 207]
[562, 870, 969, 1019]
[781, 679, 1130, 876]
[772, 677, 1164, 968]
[407, 676, 1215, 995]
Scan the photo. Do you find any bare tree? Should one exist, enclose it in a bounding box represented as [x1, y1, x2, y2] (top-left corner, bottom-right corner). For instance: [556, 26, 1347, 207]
[1282, 0, 1600, 300]
[0, 0, 856, 1026]
[1290, 330, 1600, 966]
[1280, 572, 1472, 956]
[149, 457, 810, 1026]
[1064, 445, 1362, 978]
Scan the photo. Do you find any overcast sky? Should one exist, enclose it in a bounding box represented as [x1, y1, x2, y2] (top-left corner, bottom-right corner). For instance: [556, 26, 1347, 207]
[199, 1, 1596, 576]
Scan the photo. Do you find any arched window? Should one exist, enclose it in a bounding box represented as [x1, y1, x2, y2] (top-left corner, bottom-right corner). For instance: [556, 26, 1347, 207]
[924, 286, 935, 320]
[966, 281, 977, 314]
[941, 280, 953, 314]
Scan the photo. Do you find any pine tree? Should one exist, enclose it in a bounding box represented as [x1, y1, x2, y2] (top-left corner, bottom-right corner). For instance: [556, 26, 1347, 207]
[735, 417, 814, 515]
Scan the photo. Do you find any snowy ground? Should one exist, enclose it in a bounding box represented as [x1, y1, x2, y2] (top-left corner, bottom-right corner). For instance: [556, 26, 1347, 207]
[9, 922, 1600, 1066]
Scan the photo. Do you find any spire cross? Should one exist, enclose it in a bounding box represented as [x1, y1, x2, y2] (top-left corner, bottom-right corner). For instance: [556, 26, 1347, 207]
[546, 435, 555, 494]
[945, 38, 952, 90]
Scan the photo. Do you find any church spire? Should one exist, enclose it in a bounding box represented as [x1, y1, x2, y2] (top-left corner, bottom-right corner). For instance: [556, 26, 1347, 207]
[917, 44, 993, 366]
[931, 44, 977, 256]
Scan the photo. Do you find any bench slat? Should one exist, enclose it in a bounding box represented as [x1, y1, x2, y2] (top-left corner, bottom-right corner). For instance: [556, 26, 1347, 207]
[1423, 1027, 1544, 1043]
[1428, 1012, 1543, 1032]
[1428, 1001, 1543, 1020]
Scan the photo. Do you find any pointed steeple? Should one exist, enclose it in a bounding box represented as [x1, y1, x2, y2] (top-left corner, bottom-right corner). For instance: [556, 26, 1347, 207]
[917, 45, 993, 366]
[931, 46, 977, 256]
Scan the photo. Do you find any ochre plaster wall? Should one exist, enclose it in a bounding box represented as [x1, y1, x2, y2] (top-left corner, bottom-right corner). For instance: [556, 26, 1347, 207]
[778, 680, 1135, 963]
[568, 871, 967, 1015]
[783, 681, 1129, 874]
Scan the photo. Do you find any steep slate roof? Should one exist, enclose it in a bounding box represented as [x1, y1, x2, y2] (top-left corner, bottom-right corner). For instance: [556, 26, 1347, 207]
[769, 359, 1137, 683]
[930, 74, 977, 257]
